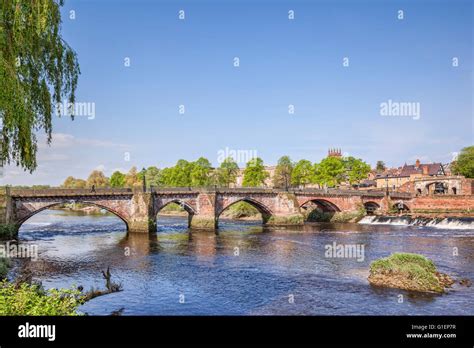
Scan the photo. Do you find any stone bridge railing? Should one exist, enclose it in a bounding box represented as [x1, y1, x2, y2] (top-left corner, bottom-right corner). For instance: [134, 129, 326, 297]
[10, 188, 134, 197]
[8, 186, 412, 198]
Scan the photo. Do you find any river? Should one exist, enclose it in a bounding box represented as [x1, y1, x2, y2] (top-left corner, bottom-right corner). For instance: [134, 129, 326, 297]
[8, 210, 474, 315]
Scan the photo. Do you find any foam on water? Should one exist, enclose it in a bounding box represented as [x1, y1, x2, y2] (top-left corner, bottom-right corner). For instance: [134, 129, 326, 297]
[359, 216, 474, 230]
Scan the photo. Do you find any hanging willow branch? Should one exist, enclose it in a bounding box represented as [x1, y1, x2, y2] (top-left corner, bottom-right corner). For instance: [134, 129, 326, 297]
[0, 0, 80, 172]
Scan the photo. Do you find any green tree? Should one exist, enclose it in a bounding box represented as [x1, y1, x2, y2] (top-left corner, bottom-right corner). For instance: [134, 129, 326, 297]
[376, 161, 386, 173]
[190, 157, 212, 186]
[242, 157, 269, 187]
[344, 156, 371, 185]
[452, 146, 474, 178]
[273, 156, 293, 189]
[158, 167, 174, 187]
[109, 171, 126, 188]
[86, 170, 109, 188]
[0, 0, 80, 172]
[172, 159, 193, 186]
[144, 166, 161, 188]
[313, 157, 345, 187]
[217, 157, 239, 187]
[291, 159, 313, 188]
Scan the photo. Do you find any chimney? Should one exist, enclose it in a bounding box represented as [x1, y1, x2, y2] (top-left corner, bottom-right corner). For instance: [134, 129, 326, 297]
[415, 159, 420, 168]
[422, 165, 429, 175]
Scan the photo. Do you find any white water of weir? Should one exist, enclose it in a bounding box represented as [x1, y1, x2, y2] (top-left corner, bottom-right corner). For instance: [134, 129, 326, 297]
[358, 216, 474, 230]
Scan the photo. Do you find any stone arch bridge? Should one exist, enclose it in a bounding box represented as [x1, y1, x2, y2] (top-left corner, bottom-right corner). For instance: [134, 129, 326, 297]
[3, 188, 412, 233]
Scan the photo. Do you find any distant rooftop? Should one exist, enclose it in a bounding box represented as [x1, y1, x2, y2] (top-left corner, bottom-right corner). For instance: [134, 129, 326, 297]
[400, 159, 445, 176]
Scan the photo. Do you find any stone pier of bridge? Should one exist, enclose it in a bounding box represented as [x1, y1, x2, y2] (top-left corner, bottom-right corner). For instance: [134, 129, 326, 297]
[187, 191, 305, 230]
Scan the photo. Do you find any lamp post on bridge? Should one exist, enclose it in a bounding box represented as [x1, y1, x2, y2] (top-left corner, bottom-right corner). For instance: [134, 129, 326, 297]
[141, 167, 147, 192]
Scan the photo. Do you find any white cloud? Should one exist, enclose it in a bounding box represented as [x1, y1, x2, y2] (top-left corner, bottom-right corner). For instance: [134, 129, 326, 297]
[38, 133, 128, 149]
[1, 133, 131, 186]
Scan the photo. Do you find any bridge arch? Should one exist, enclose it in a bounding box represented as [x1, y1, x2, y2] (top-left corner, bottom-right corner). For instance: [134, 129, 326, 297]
[425, 181, 448, 195]
[217, 198, 273, 225]
[363, 201, 380, 215]
[155, 199, 196, 216]
[15, 201, 130, 230]
[155, 199, 196, 229]
[300, 199, 341, 212]
[392, 201, 410, 212]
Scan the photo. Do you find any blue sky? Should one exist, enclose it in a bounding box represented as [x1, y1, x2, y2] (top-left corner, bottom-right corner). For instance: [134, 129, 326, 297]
[3, 0, 473, 185]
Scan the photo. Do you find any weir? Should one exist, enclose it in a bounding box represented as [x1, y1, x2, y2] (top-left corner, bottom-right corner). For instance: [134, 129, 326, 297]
[359, 216, 474, 230]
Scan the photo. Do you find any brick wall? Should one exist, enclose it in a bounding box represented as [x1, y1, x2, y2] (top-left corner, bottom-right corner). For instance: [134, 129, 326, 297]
[411, 195, 474, 212]
[461, 178, 474, 195]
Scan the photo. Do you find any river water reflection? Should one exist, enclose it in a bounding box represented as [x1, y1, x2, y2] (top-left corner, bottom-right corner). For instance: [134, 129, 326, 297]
[11, 210, 474, 315]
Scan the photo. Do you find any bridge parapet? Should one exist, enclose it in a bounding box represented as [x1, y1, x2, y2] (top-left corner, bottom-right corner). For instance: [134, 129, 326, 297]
[295, 189, 388, 198]
[7, 186, 411, 197]
[10, 188, 134, 197]
[389, 192, 413, 199]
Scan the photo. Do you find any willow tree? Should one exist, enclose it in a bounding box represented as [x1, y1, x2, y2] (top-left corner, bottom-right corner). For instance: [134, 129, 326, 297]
[0, 0, 80, 172]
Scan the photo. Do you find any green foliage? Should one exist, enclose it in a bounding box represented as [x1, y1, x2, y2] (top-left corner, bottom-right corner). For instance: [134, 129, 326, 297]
[0, 258, 9, 279]
[58, 153, 373, 190]
[159, 202, 185, 213]
[217, 157, 239, 187]
[0, 223, 18, 239]
[242, 158, 268, 187]
[223, 201, 260, 219]
[171, 159, 193, 186]
[306, 210, 364, 223]
[109, 171, 126, 188]
[371, 253, 436, 273]
[370, 253, 441, 292]
[291, 159, 313, 187]
[343, 156, 371, 185]
[0, 280, 85, 315]
[312, 157, 345, 187]
[452, 146, 474, 178]
[272, 156, 293, 189]
[136, 167, 161, 188]
[0, 0, 80, 172]
[158, 167, 174, 186]
[154, 158, 214, 187]
[190, 157, 212, 186]
[144, 166, 160, 187]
